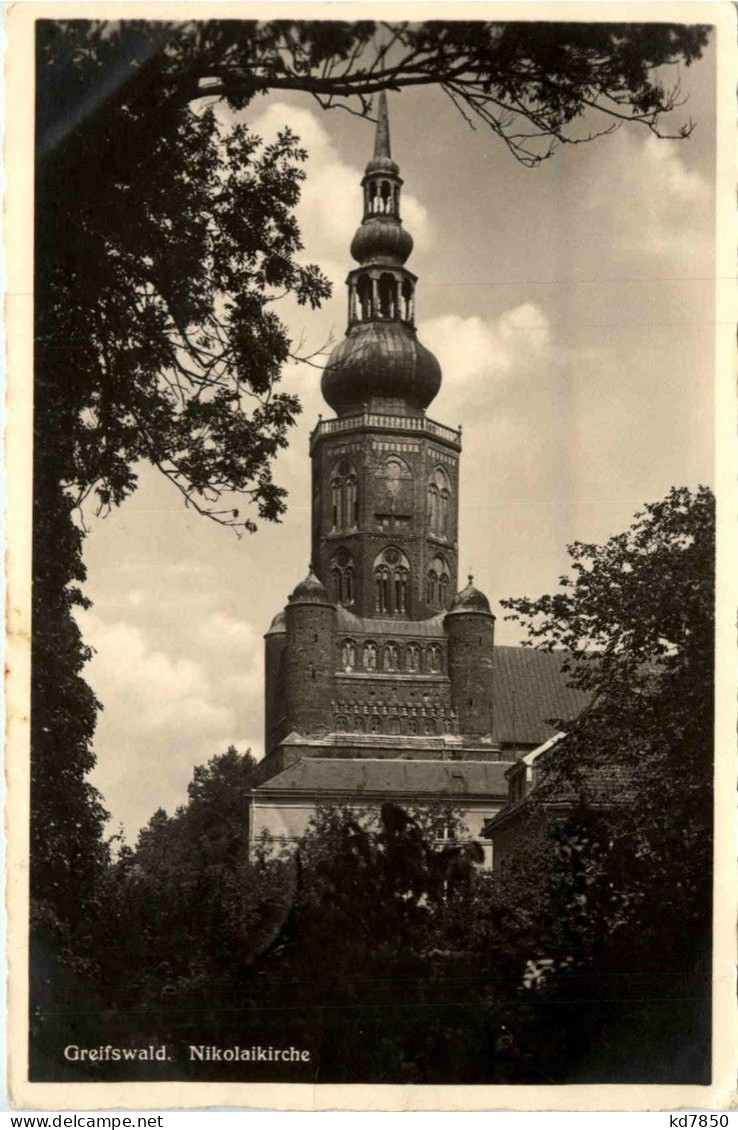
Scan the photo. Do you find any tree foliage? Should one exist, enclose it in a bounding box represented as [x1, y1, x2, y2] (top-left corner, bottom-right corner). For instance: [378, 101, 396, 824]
[37, 22, 331, 533]
[495, 484, 715, 1081]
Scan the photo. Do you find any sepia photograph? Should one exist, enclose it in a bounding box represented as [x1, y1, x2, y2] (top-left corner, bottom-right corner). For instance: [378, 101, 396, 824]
[6, 2, 734, 1108]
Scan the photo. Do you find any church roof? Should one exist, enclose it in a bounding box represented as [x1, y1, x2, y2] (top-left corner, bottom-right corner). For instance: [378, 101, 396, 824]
[491, 646, 590, 746]
[253, 757, 511, 799]
[336, 607, 446, 638]
[288, 567, 332, 605]
[322, 321, 442, 416]
[447, 576, 492, 616]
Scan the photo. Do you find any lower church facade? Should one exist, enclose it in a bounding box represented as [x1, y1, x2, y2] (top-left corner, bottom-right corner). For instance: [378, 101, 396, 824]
[248, 95, 587, 862]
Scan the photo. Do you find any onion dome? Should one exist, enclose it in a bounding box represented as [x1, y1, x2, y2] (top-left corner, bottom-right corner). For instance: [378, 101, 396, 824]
[265, 609, 286, 635]
[446, 575, 493, 616]
[288, 567, 333, 605]
[321, 91, 442, 417]
[350, 217, 413, 266]
[322, 321, 441, 415]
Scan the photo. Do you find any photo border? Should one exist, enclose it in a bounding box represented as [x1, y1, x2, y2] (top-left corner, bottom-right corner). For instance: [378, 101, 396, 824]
[6, 0, 737, 1110]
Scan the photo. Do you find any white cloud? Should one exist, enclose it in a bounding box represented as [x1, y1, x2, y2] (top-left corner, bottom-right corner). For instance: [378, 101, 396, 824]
[77, 603, 263, 839]
[421, 303, 551, 404]
[582, 130, 710, 261]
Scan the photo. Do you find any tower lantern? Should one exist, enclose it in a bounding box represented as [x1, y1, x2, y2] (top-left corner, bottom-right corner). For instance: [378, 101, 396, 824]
[322, 92, 441, 418]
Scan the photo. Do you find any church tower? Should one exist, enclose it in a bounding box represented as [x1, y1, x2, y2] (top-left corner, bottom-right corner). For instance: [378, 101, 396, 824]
[250, 94, 589, 862]
[261, 94, 499, 771]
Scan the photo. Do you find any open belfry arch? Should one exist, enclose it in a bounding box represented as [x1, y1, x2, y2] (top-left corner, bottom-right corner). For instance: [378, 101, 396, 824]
[251, 95, 588, 861]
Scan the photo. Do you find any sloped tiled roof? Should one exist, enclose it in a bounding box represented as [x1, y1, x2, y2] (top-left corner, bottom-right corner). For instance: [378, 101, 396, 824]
[254, 758, 511, 799]
[336, 607, 446, 638]
[492, 647, 590, 746]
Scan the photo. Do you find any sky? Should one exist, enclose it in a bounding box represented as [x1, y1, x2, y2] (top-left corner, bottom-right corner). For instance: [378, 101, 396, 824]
[77, 31, 716, 840]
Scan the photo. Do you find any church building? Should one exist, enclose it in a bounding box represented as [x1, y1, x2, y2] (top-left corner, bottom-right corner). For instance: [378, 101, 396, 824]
[248, 95, 588, 862]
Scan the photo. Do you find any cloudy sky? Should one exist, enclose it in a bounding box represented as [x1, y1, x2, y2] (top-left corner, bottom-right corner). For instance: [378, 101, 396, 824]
[77, 28, 716, 840]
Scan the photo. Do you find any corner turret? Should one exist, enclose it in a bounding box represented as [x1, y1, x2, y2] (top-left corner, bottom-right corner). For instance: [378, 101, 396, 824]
[283, 568, 336, 740]
[445, 576, 496, 738]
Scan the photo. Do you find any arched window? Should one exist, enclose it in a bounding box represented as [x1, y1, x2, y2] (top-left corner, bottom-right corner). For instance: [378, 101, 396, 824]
[378, 273, 397, 319]
[426, 567, 438, 606]
[345, 475, 358, 526]
[340, 639, 356, 671]
[331, 480, 340, 529]
[406, 643, 420, 672]
[370, 715, 382, 733]
[375, 565, 390, 614]
[427, 644, 443, 673]
[363, 641, 377, 670]
[357, 275, 372, 319]
[388, 717, 401, 735]
[401, 278, 414, 322]
[331, 567, 342, 603]
[374, 546, 411, 616]
[331, 460, 358, 531]
[427, 467, 451, 538]
[427, 555, 451, 611]
[335, 714, 348, 731]
[394, 567, 408, 614]
[383, 643, 399, 671]
[354, 715, 366, 733]
[330, 548, 355, 606]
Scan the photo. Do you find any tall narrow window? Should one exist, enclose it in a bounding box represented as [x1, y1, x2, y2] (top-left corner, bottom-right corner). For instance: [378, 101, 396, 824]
[374, 547, 411, 617]
[378, 273, 397, 319]
[331, 460, 358, 531]
[428, 468, 451, 538]
[376, 566, 390, 614]
[331, 480, 339, 529]
[428, 555, 451, 611]
[331, 548, 355, 606]
[426, 568, 438, 606]
[340, 640, 356, 670]
[401, 278, 413, 322]
[344, 476, 358, 526]
[357, 275, 372, 319]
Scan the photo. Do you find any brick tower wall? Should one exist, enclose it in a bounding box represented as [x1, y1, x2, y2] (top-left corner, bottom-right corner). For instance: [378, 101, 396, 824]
[264, 628, 286, 758]
[284, 602, 337, 737]
[446, 611, 495, 738]
[311, 427, 460, 619]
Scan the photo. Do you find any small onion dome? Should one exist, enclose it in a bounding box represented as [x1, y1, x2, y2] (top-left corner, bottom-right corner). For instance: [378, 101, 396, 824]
[288, 567, 332, 605]
[265, 609, 286, 635]
[446, 575, 493, 616]
[365, 153, 400, 177]
[322, 321, 442, 415]
[351, 217, 413, 266]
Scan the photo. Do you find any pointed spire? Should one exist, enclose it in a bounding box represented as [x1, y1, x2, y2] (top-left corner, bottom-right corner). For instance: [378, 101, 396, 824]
[374, 91, 391, 161]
